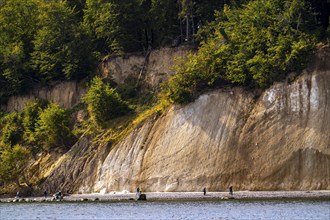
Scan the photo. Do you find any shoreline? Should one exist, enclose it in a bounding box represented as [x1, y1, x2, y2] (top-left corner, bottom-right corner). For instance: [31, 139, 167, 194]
[1, 190, 329, 203]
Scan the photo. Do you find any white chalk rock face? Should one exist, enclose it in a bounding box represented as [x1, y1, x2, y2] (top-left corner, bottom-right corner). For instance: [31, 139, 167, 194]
[35, 48, 330, 193]
[90, 49, 330, 192]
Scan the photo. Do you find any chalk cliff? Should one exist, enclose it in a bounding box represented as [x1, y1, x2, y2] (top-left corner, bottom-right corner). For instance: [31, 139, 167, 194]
[34, 48, 330, 193]
[98, 46, 192, 87]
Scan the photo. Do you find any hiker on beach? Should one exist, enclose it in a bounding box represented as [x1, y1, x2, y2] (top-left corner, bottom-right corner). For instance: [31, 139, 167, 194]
[136, 187, 140, 199]
[203, 187, 207, 196]
[229, 186, 233, 195]
[44, 191, 48, 198]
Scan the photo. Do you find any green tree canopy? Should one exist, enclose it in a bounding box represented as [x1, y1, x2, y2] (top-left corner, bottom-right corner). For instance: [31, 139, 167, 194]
[84, 0, 145, 54]
[0, 112, 23, 147]
[0, 144, 31, 186]
[0, 0, 38, 98]
[147, 0, 181, 47]
[22, 100, 46, 148]
[31, 0, 94, 82]
[162, 0, 321, 104]
[83, 76, 131, 127]
[35, 102, 72, 150]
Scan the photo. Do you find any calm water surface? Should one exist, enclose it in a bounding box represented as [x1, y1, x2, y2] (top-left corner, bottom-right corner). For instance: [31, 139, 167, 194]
[1, 200, 329, 220]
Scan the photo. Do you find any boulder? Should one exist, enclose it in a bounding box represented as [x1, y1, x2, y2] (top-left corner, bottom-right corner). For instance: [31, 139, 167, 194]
[138, 194, 147, 200]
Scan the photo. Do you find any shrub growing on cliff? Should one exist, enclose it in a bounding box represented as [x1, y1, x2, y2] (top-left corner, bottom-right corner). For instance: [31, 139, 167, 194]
[22, 101, 46, 153]
[0, 112, 23, 146]
[0, 144, 31, 186]
[0, 101, 73, 153]
[84, 76, 131, 127]
[35, 102, 73, 150]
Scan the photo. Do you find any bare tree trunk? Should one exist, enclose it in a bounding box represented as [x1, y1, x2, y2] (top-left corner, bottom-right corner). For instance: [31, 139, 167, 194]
[296, 12, 301, 30]
[179, 18, 183, 42]
[186, 16, 189, 41]
[192, 16, 195, 42]
[179, 1, 183, 43]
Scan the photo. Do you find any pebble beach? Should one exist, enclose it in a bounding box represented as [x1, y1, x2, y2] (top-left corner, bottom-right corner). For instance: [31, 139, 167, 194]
[1, 191, 329, 203]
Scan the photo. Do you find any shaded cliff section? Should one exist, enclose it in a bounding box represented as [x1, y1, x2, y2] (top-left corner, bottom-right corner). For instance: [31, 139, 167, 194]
[34, 48, 330, 193]
[0, 81, 87, 112]
[32, 135, 112, 194]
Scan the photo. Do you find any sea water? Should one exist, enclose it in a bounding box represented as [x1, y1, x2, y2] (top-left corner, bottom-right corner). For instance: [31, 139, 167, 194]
[0, 199, 329, 219]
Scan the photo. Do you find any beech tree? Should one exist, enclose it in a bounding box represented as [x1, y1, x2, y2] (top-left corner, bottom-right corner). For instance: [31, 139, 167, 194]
[84, 0, 145, 54]
[35, 103, 72, 150]
[31, 0, 94, 82]
[83, 77, 131, 127]
[0, 0, 38, 97]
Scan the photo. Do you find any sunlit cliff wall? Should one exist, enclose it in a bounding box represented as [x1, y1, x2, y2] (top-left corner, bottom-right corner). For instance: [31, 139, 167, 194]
[36, 48, 329, 193]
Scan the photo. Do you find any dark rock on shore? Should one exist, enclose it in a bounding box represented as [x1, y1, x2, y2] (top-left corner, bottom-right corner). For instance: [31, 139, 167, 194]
[138, 194, 147, 200]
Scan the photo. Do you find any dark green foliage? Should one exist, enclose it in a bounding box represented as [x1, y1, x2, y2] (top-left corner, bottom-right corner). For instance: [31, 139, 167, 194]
[0, 0, 96, 100]
[22, 100, 46, 147]
[34, 103, 73, 150]
[84, 0, 145, 54]
[83, 77, 131, 127]
[67, 0, 86, 20]
[31, 0, 95, 82]
[116, 76, 139, 100]
[162, 0, 321, 104]
[0, 101, 73, 152]
[178, 0, 244, 42]
[0, 144, 31, 185]
[148, 0, 181, 47]
[0, 112, 23, 146]
[0, 0, 38, 97]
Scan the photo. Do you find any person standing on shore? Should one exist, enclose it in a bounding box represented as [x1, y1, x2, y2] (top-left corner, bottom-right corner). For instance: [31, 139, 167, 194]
[203, 187, 207, 196]
[44, 191, 48, 198]
[136, 187, 140, 199]
[229, 186, 233, 195]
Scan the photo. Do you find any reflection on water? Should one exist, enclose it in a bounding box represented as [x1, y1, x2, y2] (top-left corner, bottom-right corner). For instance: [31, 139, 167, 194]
[0, 199, 329, 220]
